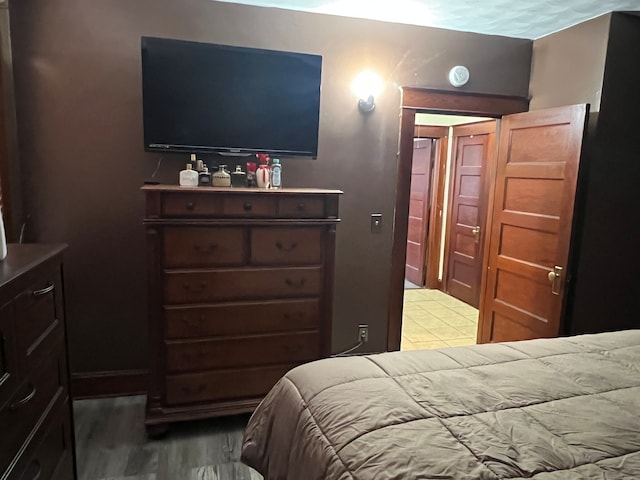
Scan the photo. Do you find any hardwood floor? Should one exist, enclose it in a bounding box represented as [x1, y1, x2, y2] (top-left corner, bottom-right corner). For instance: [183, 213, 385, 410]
[73, 395, 262, 480]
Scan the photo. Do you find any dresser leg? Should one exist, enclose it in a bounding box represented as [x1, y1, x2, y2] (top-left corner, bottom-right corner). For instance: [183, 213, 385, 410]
[145, 423, 169, 438]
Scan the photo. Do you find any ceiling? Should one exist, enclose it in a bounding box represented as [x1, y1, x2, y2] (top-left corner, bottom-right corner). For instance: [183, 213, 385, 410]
[213, 0, 640, 39]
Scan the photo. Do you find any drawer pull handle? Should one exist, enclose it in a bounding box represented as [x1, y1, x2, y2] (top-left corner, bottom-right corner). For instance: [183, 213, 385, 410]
[186, 201, 195, 210]
[283, 312, 304, 321]
[182, 384, 206, 395]
[27, 460, 41, 480]
[183, 282, 207, 293]
[32, 283, 54, 297]
[275, 241, 297, 252]
[194, 244, 218, 254]
[10, 383, 37, 410]
[285, 278, 306, 288]
[296, 203, 305, 211]
[183, 350, 206, 361]
[180, 314, 206, 330]
[243, 202, 253, 211]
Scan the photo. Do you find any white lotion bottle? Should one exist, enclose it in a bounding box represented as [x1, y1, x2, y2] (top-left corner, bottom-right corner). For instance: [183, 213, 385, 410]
[179, 163, 199, 187]
[0, 207, 7, 261]
[270, 158, 282, 189]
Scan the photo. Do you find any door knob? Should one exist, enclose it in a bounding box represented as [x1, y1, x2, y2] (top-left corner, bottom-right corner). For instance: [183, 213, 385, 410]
[548, 266, 563, 295]
[471, 226, 480, 243]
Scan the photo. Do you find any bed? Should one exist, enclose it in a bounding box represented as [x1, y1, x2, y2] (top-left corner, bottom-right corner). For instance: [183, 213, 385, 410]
[241, 330, 640, 479]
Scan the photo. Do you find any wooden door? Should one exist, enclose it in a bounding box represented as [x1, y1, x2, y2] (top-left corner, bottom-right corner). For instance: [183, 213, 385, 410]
[444, 121, 495, 307]
[478, 104, 588, 343]
[405, 138, 433, 286]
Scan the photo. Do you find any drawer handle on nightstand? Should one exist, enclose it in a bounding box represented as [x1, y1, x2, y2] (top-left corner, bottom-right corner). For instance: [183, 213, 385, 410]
[26, 460, 41, 480]
[181, 314, 206, 331]
[182, 384, 206, 395]
[285, 278, 306, 288]
[185, 201, 195, 210]
[32, 283, 54, 297]
[283, 312, 304, 321]
[194, 244, 218, 254]
[243, 202, 253, 211]
[296, 202, 305, 211]
[276, 241, 297, 252]
[183, 282, 207, 293]
[10, 383, 37, 410]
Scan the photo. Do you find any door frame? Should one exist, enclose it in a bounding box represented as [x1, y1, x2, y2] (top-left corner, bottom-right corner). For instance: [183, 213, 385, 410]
[387, 87, 529, 351]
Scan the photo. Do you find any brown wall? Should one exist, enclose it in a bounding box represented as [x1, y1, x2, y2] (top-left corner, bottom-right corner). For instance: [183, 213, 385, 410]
[529, 13, 611, 111]
[569, 12, 640, 334]
[9, 0, 531, 373]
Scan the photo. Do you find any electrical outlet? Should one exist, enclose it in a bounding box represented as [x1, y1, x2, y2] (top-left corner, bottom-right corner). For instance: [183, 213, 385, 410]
[358, 324, 369, 343]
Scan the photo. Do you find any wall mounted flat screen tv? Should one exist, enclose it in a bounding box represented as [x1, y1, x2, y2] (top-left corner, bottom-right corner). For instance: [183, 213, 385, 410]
[141, 37, 322, 158]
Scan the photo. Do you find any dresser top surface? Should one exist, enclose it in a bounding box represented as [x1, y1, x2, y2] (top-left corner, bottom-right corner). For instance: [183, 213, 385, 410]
[0, 244, 67, 289]
[141, 185, 343, 195]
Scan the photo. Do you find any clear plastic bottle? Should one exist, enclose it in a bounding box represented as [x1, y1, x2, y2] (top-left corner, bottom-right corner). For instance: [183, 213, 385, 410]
[270, 158, 282, 189]
[179, 163, 199, 187]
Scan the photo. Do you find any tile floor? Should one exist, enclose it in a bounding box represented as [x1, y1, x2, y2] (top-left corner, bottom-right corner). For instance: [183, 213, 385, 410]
[401, 288, 479, 351]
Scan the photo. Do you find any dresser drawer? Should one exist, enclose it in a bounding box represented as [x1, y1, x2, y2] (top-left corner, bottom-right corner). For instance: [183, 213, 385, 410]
[278, 195, 325, 218]
[165, 299, 319, 339]
[15, 274, 62, 365]
[13, 411, 72, 480]
[164, 266, 322, 304]
[0, 303, 19, 409]
[166, 331, 319, 373]
[165, 363, 296, 405]
[163, 227, 245, 268]
[0, 349, 65, 475]
[251, 227, 322, 265]
[162, 192, 222, 217]
[222, 195, 276, 217]
[7, 396, 73, 480]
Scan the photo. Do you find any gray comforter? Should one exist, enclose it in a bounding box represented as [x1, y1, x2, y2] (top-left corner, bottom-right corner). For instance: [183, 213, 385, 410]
[241, 330, 640, 479]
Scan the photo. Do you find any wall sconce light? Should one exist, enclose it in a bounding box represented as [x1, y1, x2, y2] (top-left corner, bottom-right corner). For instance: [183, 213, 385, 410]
[351, 70, 383, 113]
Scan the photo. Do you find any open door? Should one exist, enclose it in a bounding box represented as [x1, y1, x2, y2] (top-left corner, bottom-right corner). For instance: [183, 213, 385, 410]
[405, 138, 433, 285]
[478, 104, 588, 343]
[444, 121, 495, 307]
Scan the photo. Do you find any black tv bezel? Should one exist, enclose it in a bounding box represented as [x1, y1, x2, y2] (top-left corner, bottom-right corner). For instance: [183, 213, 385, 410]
[141, 37, 322, 159]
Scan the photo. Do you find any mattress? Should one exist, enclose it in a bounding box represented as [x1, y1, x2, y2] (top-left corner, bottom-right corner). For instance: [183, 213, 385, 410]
[241, 330, 640, 479]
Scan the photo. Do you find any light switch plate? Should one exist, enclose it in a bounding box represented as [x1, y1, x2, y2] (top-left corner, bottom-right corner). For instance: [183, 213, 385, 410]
[371, 213, 382, 233]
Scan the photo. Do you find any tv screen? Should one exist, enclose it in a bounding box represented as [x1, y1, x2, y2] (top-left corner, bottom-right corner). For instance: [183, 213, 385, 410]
[141, 37, 322, 158]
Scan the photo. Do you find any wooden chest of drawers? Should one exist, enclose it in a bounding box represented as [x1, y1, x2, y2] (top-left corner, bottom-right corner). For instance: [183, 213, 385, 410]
[142, 186, 341, 433]
[0, 244, 76, 480]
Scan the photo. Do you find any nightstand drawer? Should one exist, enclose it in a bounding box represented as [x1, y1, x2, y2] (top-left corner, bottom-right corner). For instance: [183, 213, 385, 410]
[163, 227, 245, 268]
[0, 304, 19, 409]
[166, 331, 319, 372]
[6, 396, 72, 480]
[164, 267, 322, 304]
[165, 364, 295, 405]
[278, 196, 325, 218]
[15, 275, 60, 359]
[251, 227, 322, 265]
[222, 195, 276, 217]
[162, 193, 222, 217]
[0, 349, 65, 475]
[11, 408, 72, 480]
[164, 299, 319, 338]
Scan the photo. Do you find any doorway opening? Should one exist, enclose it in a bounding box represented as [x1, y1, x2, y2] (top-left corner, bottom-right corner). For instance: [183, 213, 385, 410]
[402, 114, 495, 351]
[387, 88, 530, 352]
